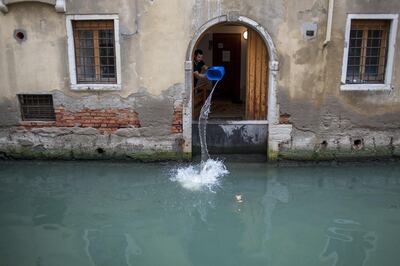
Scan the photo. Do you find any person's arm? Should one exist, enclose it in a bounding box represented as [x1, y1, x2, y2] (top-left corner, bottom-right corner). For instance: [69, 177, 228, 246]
[195, 63, 209, 79]
[194, 71, 206, 79]
[193, 61, 208, 79]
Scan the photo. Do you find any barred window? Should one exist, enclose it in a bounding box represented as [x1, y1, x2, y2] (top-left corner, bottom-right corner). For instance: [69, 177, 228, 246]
[18, 94, 55, 121]
[72, 20, 116, 84]
[346, 20, 390, 84]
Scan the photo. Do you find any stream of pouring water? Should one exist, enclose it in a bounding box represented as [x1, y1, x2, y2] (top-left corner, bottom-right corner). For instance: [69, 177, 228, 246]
[171, 80, 229, 191]
[199, 80, 219, 162]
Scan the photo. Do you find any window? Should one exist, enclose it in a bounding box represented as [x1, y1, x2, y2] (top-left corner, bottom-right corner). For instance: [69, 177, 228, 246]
[66, 15, 121, 91]
[341, 14, 398, 91]
[346, 20, 389, 84]
[73, 20, 116, 84]
[18, 94, 55, 121]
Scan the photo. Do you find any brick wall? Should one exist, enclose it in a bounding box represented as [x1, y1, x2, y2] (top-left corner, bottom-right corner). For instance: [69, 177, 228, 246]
[171, 104, 183, 134]
[21, 105, 184, 135]
[21, 107, 141, 133]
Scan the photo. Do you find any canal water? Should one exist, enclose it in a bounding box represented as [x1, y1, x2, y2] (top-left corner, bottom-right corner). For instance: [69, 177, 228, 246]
[0, 160, 399, 266]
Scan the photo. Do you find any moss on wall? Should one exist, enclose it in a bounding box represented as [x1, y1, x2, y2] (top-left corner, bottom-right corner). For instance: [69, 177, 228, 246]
[0, 146, 191, 162]
[277, 147, 397, 161]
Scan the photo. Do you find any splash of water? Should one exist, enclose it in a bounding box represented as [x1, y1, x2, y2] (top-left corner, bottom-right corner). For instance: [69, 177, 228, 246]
[171, 80, 229, 190]
[170, 159, 228, 191]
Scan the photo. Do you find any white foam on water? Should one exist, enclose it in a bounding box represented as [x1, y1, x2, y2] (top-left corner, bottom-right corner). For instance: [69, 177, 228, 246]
[170, 159, 229, 191]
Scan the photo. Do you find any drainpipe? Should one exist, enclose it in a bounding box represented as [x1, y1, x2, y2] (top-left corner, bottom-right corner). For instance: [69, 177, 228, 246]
[323, 0, 335, 47]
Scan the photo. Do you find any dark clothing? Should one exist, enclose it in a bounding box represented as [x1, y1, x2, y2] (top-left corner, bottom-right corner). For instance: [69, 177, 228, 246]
[193, 60, 205, 86]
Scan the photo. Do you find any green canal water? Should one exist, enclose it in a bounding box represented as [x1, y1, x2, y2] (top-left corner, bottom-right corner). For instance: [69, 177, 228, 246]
[0, 160, 399, 266]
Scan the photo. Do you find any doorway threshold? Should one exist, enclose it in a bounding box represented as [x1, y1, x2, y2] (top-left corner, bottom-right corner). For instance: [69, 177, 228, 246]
[192, 120, 269, 125]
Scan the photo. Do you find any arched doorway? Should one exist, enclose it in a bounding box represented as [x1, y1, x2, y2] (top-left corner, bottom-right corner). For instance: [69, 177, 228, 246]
[183, 15, 279, 157]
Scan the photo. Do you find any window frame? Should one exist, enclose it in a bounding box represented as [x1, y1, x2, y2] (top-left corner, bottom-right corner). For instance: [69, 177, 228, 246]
[340, 14, 398, 91]
[66, 14, 121, 91]
[17, 94, 56, 121]
[73, 20, 117, 84]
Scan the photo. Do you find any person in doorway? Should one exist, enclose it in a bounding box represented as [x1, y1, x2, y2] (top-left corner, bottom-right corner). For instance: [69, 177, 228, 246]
[193, 49, 208, 87]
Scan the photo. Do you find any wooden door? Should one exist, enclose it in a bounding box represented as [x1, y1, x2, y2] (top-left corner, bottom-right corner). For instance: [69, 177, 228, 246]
[212, 33, 241, 102]
[246, 29, 269, 120]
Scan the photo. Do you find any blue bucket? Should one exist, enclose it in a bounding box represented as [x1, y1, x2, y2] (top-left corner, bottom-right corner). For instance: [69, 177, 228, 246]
[206, 66, 225, 81]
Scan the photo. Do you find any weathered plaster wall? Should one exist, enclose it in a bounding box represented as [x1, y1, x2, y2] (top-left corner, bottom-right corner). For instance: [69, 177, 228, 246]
[0, 1, 190, 159]
[64, 0, 192, 96]
[0, 0, 192, 97]
[275, 0, 400, 159]
[0, 3, 67, 126]
[0, 0, 400, 160]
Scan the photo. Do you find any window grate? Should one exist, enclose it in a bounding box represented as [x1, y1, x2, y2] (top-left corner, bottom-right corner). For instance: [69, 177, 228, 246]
[72, 20, 116, 84]
[18, 94, 56, 121]
[346, 20, 390, 84]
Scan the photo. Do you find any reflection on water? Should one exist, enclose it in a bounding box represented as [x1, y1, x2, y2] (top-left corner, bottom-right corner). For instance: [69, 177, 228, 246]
[32, 196, 67, 227]
[238, 173, 290, 258]
[83, 228, 142, 266]
[321, 219, 376, 266]
[262, 177, 289, 242]
[0, 161, 399, 266]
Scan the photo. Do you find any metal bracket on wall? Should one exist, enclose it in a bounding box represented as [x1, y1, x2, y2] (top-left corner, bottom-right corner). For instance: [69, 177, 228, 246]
[0, 0, 66, 14]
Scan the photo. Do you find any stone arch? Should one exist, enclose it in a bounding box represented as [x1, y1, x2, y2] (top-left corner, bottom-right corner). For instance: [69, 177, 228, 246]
[182, 14, 279, 156]
[0, 0, 66, 13]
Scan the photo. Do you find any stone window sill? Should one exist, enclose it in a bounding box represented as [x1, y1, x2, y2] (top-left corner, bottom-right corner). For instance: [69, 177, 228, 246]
[340, 84, 392, 91]
[70, 84, 122, 91]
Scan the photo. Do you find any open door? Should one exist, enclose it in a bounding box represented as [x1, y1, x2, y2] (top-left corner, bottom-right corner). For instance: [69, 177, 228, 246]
[212, 33, 241, 102]
[246, 28, 269, 120]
